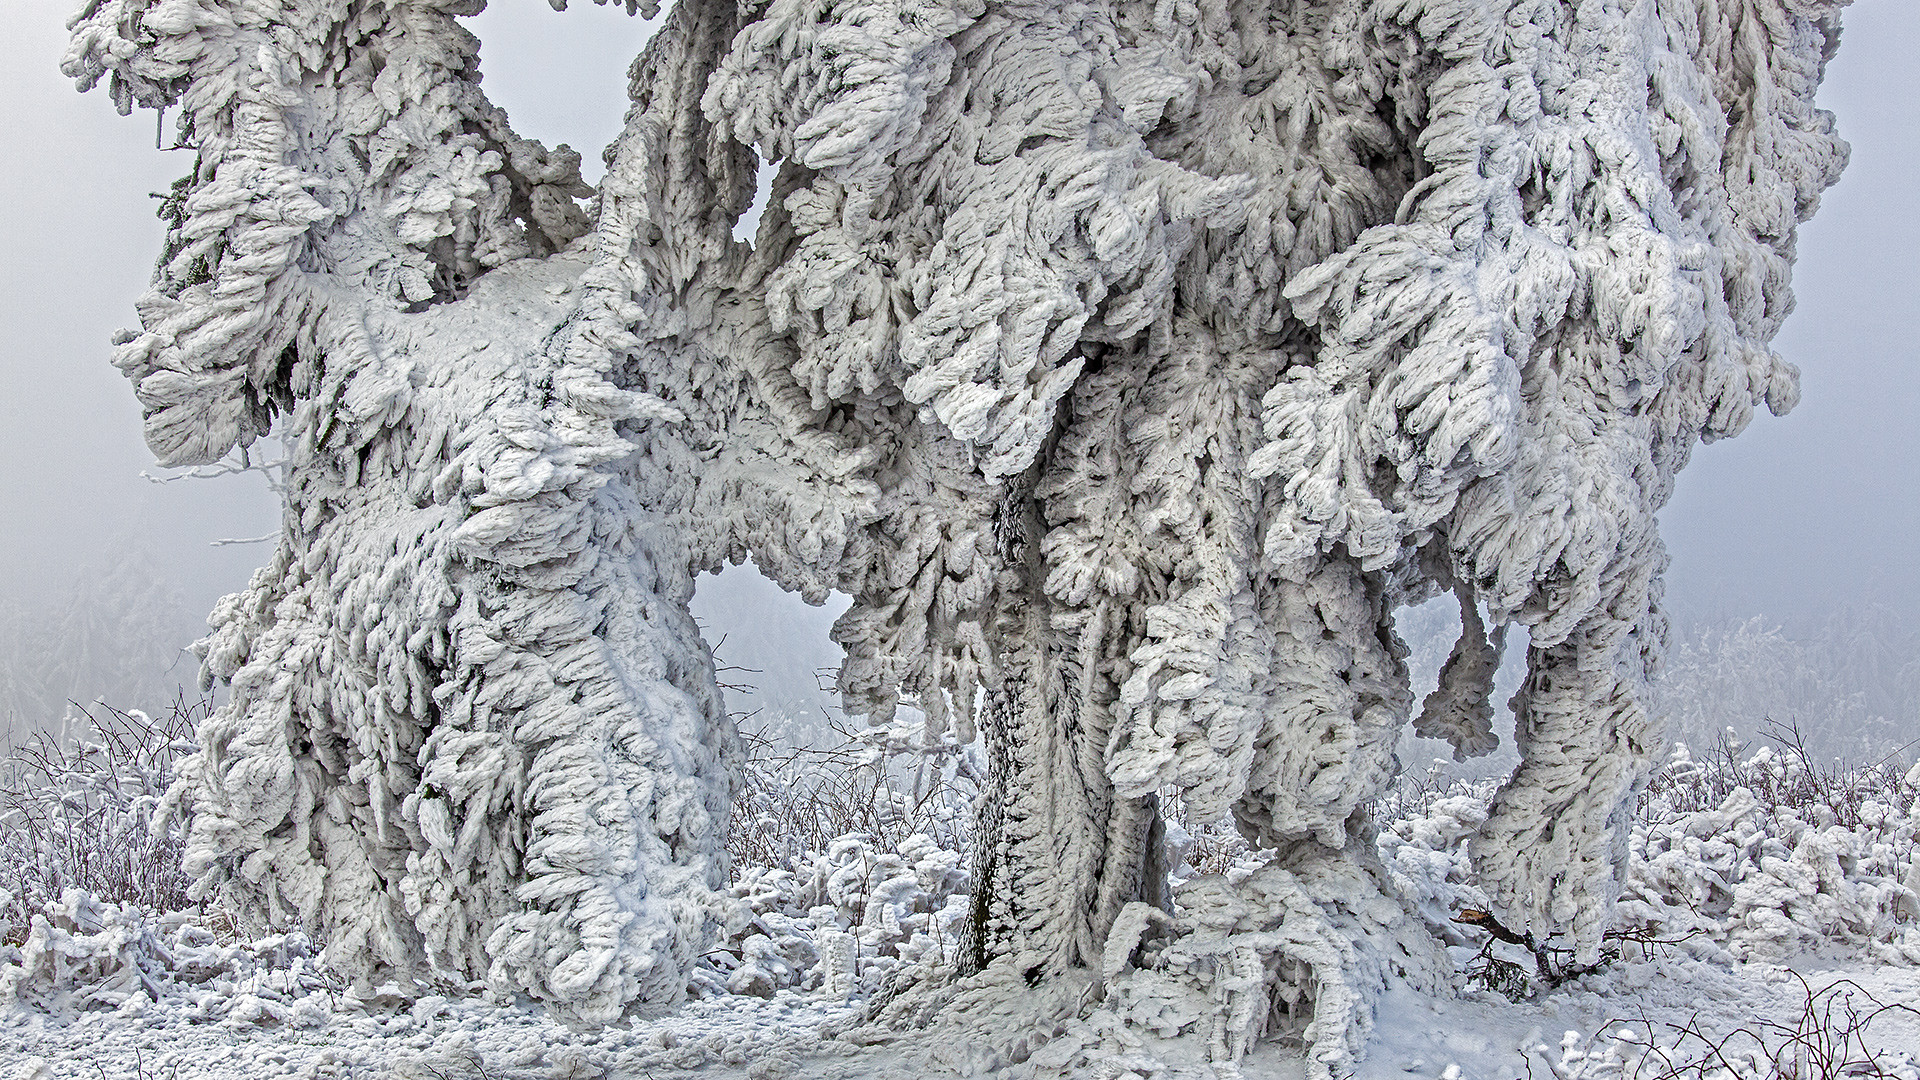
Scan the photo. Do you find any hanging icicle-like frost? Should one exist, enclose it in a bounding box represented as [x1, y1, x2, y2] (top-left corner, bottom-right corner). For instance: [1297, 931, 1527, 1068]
[1258, 0, 1847, 967]
[1413, 589, 1505, 761]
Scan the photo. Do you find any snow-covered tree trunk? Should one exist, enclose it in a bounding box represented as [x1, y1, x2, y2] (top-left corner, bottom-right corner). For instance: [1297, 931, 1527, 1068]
[167, 253, 744, 1018]
[962, 482, 1169, 978]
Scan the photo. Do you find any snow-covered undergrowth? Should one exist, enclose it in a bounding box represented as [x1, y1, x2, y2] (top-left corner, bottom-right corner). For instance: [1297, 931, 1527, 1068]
[1626, 737, 1920, 966]
[1, 891, 327, 1024]
[707, 714, 977, 1000]
[2, 701, 207, 948]
[7, 718, 1920, 1078]
[1383, 730, 1920, 985]
[1515, 972, 1920, 1080]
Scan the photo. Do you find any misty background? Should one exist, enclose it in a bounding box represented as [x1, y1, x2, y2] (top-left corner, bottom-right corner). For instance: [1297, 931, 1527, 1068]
[1, 1, 1914, 763]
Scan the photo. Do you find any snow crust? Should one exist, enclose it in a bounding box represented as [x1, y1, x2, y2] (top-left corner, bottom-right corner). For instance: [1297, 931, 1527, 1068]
[61, 0, 1852, 1070]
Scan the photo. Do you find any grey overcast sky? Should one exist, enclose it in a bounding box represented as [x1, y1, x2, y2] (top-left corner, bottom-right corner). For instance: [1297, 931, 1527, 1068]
[1, 0, 1913, 636]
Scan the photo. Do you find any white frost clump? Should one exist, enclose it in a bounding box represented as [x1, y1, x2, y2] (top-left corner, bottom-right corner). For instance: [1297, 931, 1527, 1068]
[67, 0, 1849, 1070]
[0, 889, 329, 1026]
[1624, 752, 1920, 965]
[1379, 750, 1920, 969]
[705, 832, 972, 999]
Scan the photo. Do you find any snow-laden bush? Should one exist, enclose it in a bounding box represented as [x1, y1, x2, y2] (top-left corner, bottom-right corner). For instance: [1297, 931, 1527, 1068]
[1380, 735, 1920, 982]
[1624, 737, 1920, 965]
[706, 714, 978, 999]
[0, 700, 206, 946]
[0, 889, 330, 1024]
[727, 712, 977, 873]
[0, 697, 346, 1024]
[708, 831, 973, 1000]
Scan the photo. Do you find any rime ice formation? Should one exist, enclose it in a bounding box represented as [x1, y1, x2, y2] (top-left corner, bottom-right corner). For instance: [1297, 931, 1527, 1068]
[61, 0, 755, 1021]
[67, 0, 1848, 1072]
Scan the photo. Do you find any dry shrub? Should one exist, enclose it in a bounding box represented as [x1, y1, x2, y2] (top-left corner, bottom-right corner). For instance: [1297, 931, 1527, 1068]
[727, 712, 979, 874]
[1537, 974, 1920, 1080]
[1376, 757, 1501, 824]
[1, 696, 209, 944]
[1647, 719, 1917, 828]
[1160, 788, 1258, 877]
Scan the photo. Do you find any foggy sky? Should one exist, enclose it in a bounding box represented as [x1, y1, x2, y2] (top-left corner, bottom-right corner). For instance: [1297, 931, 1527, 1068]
[2, 0, 1913, 673]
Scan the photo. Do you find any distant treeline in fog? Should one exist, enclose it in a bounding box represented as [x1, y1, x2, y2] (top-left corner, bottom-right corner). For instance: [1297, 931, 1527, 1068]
[4, 561, 1914, 766]
[0, 554, 201, 745]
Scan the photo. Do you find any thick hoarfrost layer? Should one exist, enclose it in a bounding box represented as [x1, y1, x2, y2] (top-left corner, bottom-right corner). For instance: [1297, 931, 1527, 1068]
[63, 0, 1850, 1070]
[63, 0, 747, 1022]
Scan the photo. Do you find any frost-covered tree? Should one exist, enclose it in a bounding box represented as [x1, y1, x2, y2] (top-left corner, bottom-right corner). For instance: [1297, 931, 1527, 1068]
[66, 0, 1848, 1071]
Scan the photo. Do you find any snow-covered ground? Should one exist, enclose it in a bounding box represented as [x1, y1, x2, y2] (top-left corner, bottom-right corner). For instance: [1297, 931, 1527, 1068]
[11, 743, 1920, 1080]
[6, 952, 1917, 1079]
